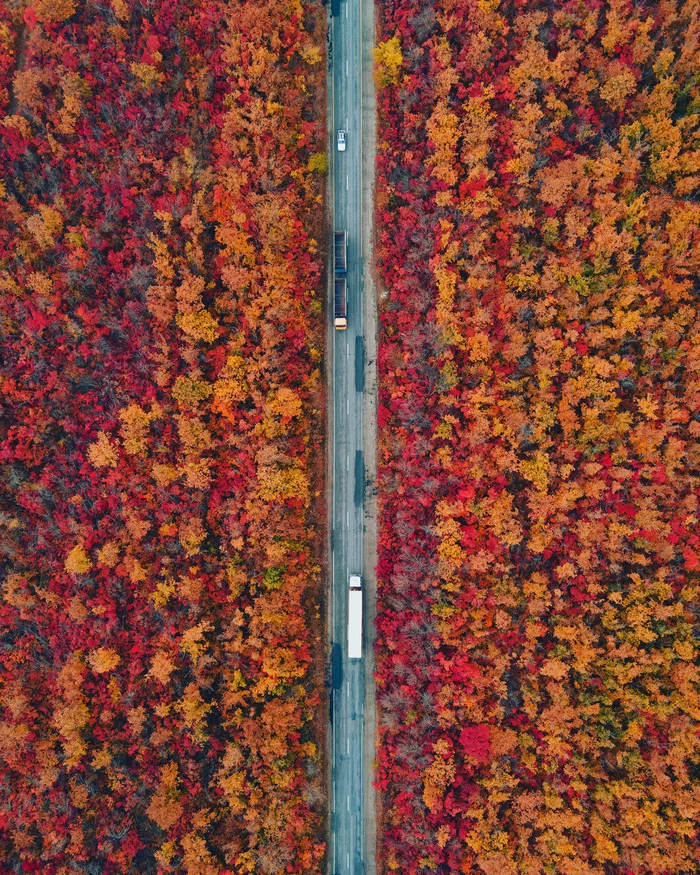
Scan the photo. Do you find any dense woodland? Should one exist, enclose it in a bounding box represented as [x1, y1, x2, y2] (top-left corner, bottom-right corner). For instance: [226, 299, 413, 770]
[0, 0, 327, 871]
[374, 0, 700, 872]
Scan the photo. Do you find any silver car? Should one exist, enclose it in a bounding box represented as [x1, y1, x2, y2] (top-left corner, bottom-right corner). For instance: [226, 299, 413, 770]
[337, 129, 346, 151]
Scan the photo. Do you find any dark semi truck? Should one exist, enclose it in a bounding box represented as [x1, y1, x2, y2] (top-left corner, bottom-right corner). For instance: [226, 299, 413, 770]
[334, 230, 348, 329]
[334, 277, 347, 330]
[334, 230, 347, 274]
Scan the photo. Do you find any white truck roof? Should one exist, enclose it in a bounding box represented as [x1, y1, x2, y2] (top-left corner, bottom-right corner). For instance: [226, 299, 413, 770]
[348, 589, 362, 659]
[349, 574, 362, 589]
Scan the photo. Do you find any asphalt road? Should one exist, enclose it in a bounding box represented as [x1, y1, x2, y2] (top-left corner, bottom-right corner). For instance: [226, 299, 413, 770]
[329, 0, 367, 871]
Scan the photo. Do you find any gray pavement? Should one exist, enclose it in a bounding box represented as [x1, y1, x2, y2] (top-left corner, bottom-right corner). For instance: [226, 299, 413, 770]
[329, 0, 370, 871]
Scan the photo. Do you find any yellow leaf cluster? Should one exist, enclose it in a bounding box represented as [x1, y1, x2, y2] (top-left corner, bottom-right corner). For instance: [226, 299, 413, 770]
[181, 831, 218, 875]
[180, 622, 212, 663]
[298, 42, 322, 66]
[65, 544, 92, 575]
[176, 415, 212, 451]
[599, 67, 637, 111]
[427, 101, 461, 187]
[96, 540, 120, 567]
[178, 683, 211, 741]
[219, 769, 246, 814]
[540, 659, 569, 681]
[148, 650, 176, 683]
[149, 578, 175, 609]
[130, 63, 164, 88]
[637, 394, 658, 419]
[267, 386, 302, 420]
[13, 69, 45, 113]
[155, 842, 176, 866]
[422, 752, 456, 812]
[520, 452, 550, 493]
[26, 205, 64, 248]
[110, 0, 129, 20]
[119, 403, 158, 456]
[177, 309, 220, 343]
[179, 459, 212, 490]
[178, 517, 206, 556]
[147, 763, 183, 831]
[307, 151, 328, 173]
[87, 431, 118, 468]
[51, 654, 87, 767]
[127, 706, 146, 736]
[172, 375, 213, 407]
[56, 72, 88, 135]
[213, 368, 249, 415]
[152, 463, 179, 485]
[88, 648, 120, 674]
[27, 271, 53, 297]
[174, 271, 219, 342]
[33, 0, 76, 23]
[374, 36, 403, 87]
[257, 465, 310, 504]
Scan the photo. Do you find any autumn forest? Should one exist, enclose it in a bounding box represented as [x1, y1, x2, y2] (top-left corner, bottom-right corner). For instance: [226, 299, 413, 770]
[1, 0, 699, 873]
[375, 0, 700, 872]
[0, 0, 327, 870]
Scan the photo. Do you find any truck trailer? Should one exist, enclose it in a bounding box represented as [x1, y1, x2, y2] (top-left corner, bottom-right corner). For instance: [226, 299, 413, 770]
[348, 574, 362, 659]
[333, 230, 348, 330]
[334, 230, 347, 274]
[334, 277, 347, 330]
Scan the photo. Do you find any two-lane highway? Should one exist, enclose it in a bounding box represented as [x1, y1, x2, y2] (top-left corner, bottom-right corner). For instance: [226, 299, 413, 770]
[329, 0, 367, 871]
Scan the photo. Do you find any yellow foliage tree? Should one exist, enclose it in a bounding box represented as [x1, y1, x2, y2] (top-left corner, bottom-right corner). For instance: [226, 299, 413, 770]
[51, 654, 88, 767]
[65, 544, 92, 575]
[374, 36, 403, 87]
[119, 403, 159, 456]
[177, 309, 220, 343]
[87, 432, 118, 468]
[33, 0, 76, 22]
[88, 648, 120, 674]
[178, 683, 211, 742]
[147, 763, 183, 831]
[181, 831, 218, 875]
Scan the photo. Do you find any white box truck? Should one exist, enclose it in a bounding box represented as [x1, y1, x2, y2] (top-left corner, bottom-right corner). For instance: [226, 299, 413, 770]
[348, 574, 362, 659]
